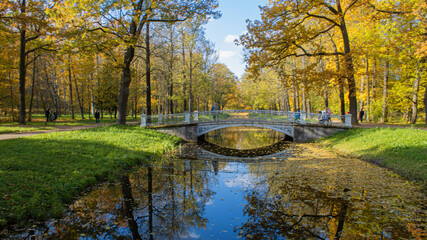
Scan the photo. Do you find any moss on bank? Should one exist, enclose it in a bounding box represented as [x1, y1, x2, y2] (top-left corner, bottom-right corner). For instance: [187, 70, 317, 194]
[0, 125, 181, 228]
[318, 127, 427, 184]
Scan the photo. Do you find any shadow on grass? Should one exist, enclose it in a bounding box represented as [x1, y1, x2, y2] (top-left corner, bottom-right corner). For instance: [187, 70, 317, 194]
[0, 125, 178, 228]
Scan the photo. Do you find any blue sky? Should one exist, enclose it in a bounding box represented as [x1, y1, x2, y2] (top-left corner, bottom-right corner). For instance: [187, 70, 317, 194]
[205, 0, 268, 78]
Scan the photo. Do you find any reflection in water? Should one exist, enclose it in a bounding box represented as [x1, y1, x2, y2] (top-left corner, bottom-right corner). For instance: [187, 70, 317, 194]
[202, 127, 289, 150]
[198, 138, 292, 158]
[4, 129, 426, 239]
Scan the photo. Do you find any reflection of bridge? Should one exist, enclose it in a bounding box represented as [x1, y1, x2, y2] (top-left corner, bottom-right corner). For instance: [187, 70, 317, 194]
[195, 148, 293, 162]
[176, 141, 293, 162]
[141, 110, 352, 142]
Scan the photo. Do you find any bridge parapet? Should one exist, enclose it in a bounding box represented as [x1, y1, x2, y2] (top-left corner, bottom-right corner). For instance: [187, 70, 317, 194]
[141, 110, 352, 128]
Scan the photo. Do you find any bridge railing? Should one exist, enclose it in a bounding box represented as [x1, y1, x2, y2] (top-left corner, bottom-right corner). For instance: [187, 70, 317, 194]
[141, 110, 352, 127]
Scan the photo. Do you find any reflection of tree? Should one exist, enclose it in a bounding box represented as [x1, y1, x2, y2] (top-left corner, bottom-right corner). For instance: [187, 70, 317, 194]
[123, 161, 214, 239]
[205, 127, 288, 150]
[236, 185, 349, 240]
[241, 148, 424, 240]
[199, 137, 291, 157]
[122, 175, 142, 240]
[35, 160, 216, 239]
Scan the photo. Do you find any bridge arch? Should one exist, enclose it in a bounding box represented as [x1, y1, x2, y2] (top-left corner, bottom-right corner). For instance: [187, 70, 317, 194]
[197, 122, 294, 138]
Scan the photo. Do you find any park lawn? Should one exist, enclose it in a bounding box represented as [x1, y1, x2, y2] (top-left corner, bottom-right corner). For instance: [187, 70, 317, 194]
[0, 125, 181, 228]
[319, 128, 427, 184]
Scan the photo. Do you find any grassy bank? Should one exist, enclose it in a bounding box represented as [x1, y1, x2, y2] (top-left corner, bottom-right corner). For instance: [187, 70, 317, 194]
[319, 128, 427, 184]
[0, 125, 181, 228]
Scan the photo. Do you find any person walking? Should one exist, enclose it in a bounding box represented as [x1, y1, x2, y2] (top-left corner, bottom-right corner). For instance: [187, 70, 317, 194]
[326, 107, 332, 125]
[211, 103, 218, 121]
[95, 110, 100, 125]
[45, 108, 51, 124]
[359, 109, 365, 123]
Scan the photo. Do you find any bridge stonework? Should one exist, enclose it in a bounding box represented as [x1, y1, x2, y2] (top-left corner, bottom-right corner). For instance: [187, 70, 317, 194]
[197, 121, 294, 137]
[151, 120, 347, 143]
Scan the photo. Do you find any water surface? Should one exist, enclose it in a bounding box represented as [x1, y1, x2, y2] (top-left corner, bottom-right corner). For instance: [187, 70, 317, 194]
[5, 127, 426, 239]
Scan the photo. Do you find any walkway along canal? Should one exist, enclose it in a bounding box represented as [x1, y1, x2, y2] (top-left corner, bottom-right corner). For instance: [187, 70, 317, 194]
[4, 127, 426, 239]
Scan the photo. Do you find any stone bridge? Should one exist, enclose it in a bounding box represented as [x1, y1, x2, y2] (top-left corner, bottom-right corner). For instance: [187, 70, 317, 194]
[141, 110, 352, 143]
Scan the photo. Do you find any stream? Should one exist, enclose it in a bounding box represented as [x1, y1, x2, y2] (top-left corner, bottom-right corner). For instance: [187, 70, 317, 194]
[5, 127, 426, 239]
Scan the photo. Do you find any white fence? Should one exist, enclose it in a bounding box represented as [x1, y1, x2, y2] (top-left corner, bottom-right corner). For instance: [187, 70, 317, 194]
[141, 110, 352, 128]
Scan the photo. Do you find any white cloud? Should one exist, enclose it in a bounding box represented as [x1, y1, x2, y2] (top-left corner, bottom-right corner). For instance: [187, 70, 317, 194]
[182, 231, 201, 239]
[219, 50, 237, 61]
[224, 34, 239, 43]
[224, 174, 257, 188]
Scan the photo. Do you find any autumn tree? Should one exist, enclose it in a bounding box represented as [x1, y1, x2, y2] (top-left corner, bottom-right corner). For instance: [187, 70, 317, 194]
[61, 0, 220, 124]
[239, 0, 371, 124]
[1, 0, 56, 124]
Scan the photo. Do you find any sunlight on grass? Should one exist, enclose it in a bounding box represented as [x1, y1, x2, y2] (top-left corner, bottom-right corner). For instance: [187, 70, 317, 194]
[319, 128, 427, 183]
[0, 125, 180, 227]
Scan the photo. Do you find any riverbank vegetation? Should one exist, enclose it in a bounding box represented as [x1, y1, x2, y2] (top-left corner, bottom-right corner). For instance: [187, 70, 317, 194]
[319, 128, 427, 184]
[0, 125, 181, 228]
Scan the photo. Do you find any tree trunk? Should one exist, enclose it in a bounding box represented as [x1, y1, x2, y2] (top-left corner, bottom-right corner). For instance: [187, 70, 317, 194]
[366, 56, 371, 122]
[410, 61, 421, 124]
[292, 82, 297, 111]
[117, 51, 133, 124]
[382, 54, 390, 123]
[28, 54, 37, 122]
[169, 38, 174, 114]
[63, 85, 67, 115]
[182, 38, 187, 112]
[284, 85, 290, 111]
[145, 22, 152, 121]
[68, 56, 75, 119]
[324, 90, 329, 109]
[337, 1, 357, 124]
[9, 71, 15, 120]
[74, 76, 84, 119]
[331, 38, 346, 117]
[18, 0, 27, 124]
[302, 84, 306, 112]
[307, 99, 312, 114]
[117, 17, 138, 125]
[359, 58, 366, 116]
[424, 85, 427, 125]
[189, 50, 193, 112]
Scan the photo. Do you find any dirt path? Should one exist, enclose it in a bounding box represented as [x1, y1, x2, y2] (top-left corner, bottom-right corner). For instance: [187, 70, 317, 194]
[0, 121, 140, 141]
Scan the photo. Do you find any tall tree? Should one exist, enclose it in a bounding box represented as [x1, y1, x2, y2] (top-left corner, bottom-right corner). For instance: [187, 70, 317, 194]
[239, 0, 362, 124]
[1, 0, 54, 124]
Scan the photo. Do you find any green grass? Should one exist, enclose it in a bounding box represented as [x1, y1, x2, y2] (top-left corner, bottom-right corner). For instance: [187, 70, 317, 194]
[0, 126, 55, 134]
[319, 128, 427, 184]
[0, 125, 180, 228]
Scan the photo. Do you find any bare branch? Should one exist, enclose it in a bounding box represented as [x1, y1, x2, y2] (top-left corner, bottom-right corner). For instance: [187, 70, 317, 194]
[320, 2, 338, 15]
[148, 18, 188, 23]
[344, 0, 359, 15]
[307, 12, 340, 26]
[25, 43, 54, 55]
[25, 35, 40, 43]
